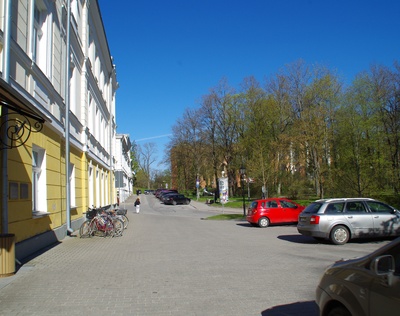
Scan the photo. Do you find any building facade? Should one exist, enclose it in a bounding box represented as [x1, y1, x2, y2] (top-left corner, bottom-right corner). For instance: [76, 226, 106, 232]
[0, 0, 118, 260]
[115, 134, 133, 204]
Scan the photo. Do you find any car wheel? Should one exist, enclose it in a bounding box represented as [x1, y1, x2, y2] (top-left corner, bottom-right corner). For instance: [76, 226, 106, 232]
[330, 225, 350, 245]
[172, 200, 177, 206]
[185, 199, 190, 205]
[327, 305, 351, 316]
[258, 217, 270, 228]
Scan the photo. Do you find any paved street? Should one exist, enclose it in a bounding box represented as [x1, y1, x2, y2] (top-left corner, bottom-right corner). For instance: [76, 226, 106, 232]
[0, 194, 391, 316]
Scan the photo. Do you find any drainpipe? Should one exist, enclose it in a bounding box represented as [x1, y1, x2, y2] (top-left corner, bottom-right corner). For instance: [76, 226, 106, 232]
[109, 82, 113, 205]
[1, 0, 11, 234]
[65, 0, 73, 235]
[109, 75, 114, 205]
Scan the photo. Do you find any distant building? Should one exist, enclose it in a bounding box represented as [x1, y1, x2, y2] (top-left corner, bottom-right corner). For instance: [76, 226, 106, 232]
[0, 0, 119, 260]
[115, 134, 133, 203]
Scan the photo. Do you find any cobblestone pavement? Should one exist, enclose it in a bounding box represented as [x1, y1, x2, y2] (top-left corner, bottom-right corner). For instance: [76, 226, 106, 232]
[0, 194, 390, 315]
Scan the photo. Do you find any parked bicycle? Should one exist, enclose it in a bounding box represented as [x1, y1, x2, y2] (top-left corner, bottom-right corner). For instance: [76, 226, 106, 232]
[98, 204, 129, 230]
[107, 208, 129, 230]
[79, 208, 124, 238]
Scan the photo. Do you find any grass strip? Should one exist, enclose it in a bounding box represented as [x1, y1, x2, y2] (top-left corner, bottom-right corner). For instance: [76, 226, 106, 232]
[205, 214, 245, 220]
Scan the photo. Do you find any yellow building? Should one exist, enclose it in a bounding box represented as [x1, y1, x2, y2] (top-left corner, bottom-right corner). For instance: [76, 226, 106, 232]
[0, 0, 118, 260]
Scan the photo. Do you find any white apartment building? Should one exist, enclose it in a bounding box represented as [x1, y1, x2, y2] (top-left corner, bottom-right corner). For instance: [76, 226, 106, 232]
[115, 134, 133, 204]
[0, 0, 120, 260]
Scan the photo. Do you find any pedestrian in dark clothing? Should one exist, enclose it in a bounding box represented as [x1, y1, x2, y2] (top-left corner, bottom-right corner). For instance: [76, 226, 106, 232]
[134, 198, 141, 213]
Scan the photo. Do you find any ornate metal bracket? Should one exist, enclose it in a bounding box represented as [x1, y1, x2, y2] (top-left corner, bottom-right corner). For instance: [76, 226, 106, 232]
[0, 100, 44, 150]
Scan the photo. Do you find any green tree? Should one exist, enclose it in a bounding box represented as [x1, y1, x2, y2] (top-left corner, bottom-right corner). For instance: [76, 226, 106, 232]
[137, 142, 158, 189]
[286, 61, 341, 198]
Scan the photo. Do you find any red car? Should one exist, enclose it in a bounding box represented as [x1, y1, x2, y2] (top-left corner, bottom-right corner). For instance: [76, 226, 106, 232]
[246, 198, 305, 228]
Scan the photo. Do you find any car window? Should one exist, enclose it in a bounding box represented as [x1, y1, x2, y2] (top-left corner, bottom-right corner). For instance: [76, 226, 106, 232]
[280, 200, 296, 208]
[267, 201, 278, 208]
[390, 244, 400, 276]
[345, 201, 366, 213]
[303, 202, 323, 214]
[371, 243, 400, 276]
[251, 201, 259, 209]
[324, 202, 345, 214]
[366, 201, 394, 214]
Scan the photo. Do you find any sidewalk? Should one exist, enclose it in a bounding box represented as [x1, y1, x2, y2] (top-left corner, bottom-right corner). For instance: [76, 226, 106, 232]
[0, 193, 244, 316]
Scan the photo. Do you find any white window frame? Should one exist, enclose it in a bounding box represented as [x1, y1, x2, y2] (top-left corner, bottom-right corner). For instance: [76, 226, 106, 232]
[69, 163, 76, 207]
[88, 165, 94, 207]
[96, 169, 100, 207]
[32, 145, 48, 214]
[32, 0, 52, 77]
[70, 65, 77, 114]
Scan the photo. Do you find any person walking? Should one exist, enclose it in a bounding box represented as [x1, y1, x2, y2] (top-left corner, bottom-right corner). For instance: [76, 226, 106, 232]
[134, 197, 141, 213]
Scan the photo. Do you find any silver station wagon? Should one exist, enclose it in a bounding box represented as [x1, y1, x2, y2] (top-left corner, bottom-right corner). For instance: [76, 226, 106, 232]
[297, 198, 400, 245]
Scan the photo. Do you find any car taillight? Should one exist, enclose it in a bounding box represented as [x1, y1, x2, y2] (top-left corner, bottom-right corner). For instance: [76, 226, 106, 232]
[310, 215, 320, 224]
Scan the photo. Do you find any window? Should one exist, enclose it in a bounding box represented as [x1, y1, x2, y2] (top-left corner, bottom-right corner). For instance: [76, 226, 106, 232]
[325, 203, 345, 214]
[9, 182, 29, 200]
[104, 174, 109, 205]
[101, 171, 105, 206]
[303, 202, 323, 214]
[70, 0, 81, 37]
[32, 146, 47, 213]
[9, 182, 19, 200]
[96, 169, 100, 207]
[380, 243, 400, 276]
[88, 166, 94, 207]
[33, 1, 52, 76]
[251, 201, 259, 209]
[345, 202, 366, 213]
[20, 183, 29, 199]
[70, 66, 77, 114]
[88, 94, 93, 132]
[366, 201, 395, 214]
[69, 163, 75, 207]
[267, 201, 278, 208]
[280, 200, 296, 208]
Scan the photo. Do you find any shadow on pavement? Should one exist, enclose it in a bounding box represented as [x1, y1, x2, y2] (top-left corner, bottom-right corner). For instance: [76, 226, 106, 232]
[278, 234, 397, 245]
[236, 222, 254, 227]
[16, 240, 62, 272]
[277, 234, 319, 244]
[261, 300, 318, 315]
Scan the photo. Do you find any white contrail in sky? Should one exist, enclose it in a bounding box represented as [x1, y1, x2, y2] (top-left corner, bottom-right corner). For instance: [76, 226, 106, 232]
[135, 134, 172, 142]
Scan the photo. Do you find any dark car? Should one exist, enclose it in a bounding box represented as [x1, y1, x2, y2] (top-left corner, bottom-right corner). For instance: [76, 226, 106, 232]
[160, 191, 181, 202]
[164, 194, 191, 205]
[246, 198, 305, 228]
[158, 190, 179, 201]
[316, 237, 400, 316]
[156, 189, 178, 199]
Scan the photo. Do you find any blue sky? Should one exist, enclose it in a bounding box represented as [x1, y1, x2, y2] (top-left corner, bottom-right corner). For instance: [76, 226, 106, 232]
[98, 0, 400, 169]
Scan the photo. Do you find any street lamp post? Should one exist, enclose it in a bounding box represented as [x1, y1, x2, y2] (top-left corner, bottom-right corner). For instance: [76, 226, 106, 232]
[240, 165, 246, 216]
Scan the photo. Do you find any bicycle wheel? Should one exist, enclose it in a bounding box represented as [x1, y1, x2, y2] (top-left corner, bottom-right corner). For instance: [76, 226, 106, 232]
[79, 220, 92, 238]
[112, 218, 124, 237]
[92, 218, 102, 236]
[119, 215, 129, 229]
